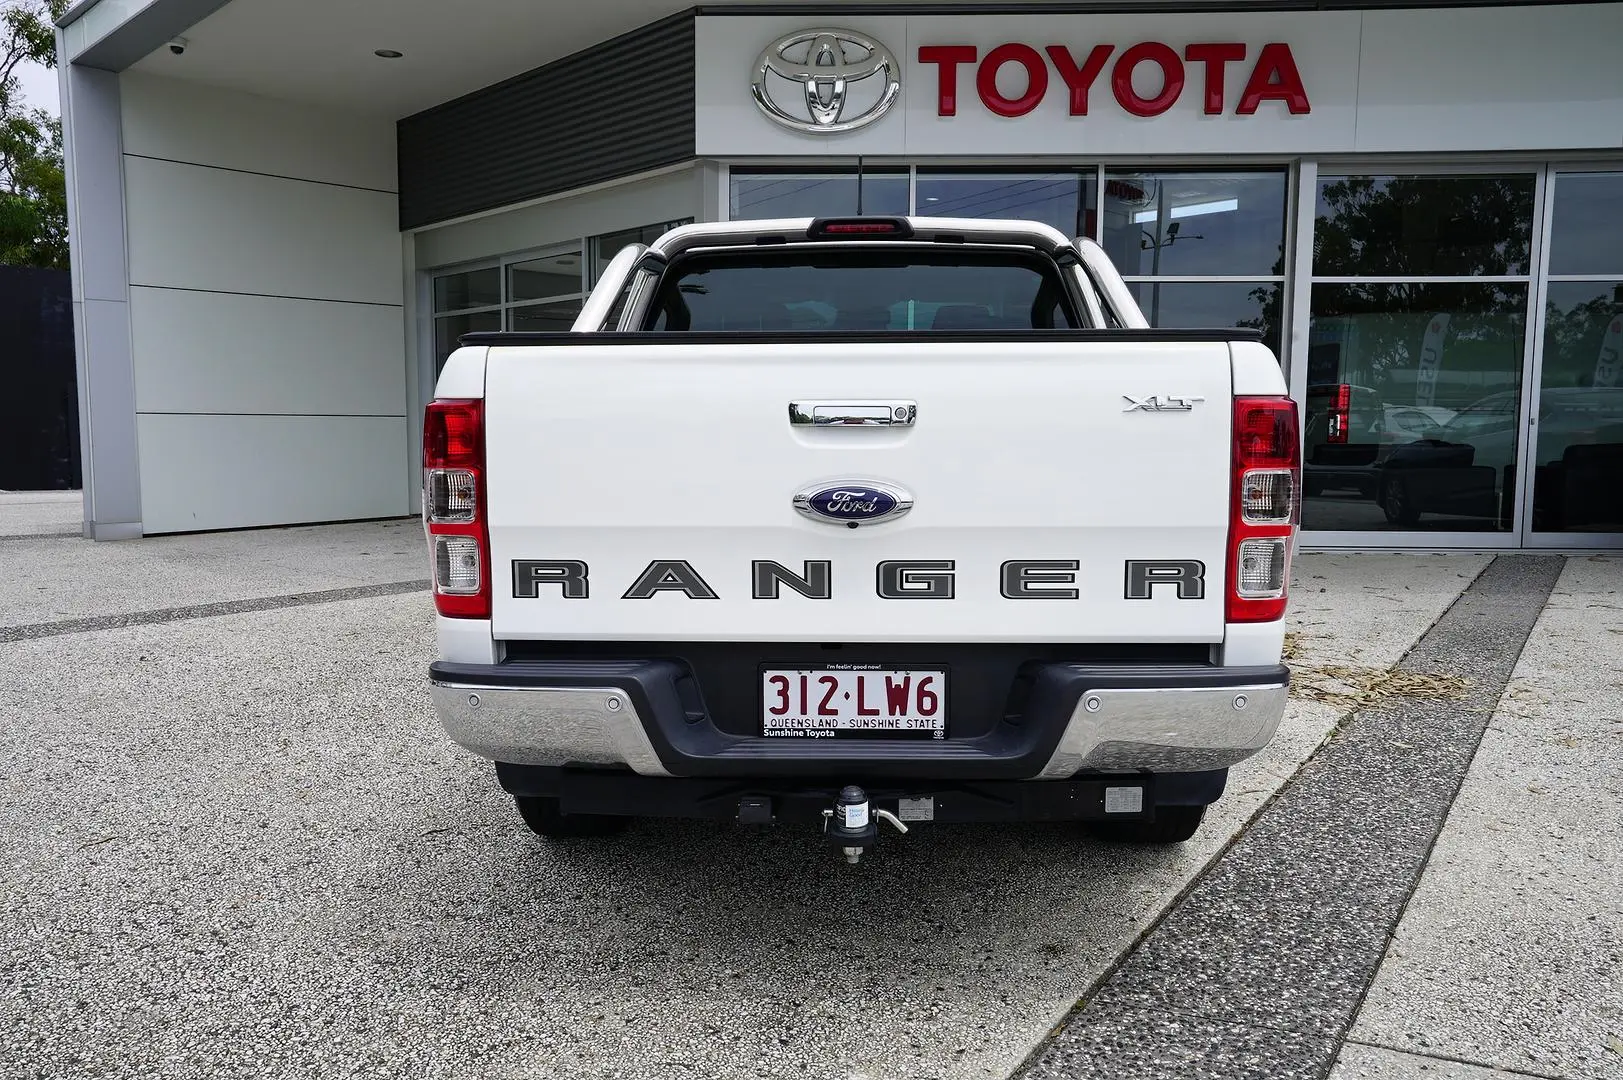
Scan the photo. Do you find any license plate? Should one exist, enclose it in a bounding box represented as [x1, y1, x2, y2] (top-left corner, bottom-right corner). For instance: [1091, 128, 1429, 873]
[760, 667, 947, 739]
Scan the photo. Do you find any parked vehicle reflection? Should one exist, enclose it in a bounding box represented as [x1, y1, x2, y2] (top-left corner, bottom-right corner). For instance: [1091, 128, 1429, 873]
[1371, 388, 1623, 528]
[1303, 382, 1455, 499]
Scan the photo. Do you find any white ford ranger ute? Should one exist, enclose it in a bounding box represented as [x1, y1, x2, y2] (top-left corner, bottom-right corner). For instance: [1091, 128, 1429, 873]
[422, 215, 1299, 863]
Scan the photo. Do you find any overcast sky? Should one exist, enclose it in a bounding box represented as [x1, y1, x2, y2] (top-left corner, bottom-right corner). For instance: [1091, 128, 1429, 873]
[16, 59, 61, 115]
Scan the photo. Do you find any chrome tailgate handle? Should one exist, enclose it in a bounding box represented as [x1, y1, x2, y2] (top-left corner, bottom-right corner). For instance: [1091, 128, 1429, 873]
[789, 401, 916, 427]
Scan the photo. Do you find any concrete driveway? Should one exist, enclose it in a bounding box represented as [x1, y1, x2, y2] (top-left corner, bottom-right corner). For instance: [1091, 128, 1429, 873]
[1, 494, 1614, 1080]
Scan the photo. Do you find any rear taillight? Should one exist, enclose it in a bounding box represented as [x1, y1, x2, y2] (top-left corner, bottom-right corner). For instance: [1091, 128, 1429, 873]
[1327, 383, 1352, 444]
[423, 399, 489, 619]
[1227, 396, 1300, 623]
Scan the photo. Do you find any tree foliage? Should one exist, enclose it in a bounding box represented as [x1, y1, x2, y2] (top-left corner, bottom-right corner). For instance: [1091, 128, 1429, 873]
[1249, 175, 1538, 405]
[1, 0, 69, 269]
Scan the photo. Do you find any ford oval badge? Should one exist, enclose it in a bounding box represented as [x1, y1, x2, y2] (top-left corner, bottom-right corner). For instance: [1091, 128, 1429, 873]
[794, 479, 913, 528]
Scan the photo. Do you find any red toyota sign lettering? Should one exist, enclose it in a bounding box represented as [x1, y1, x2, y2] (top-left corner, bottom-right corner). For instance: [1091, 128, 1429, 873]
[1183, 42, 1248, 114]
[1112, 41, 1184, 117]
[918, 41, 1311, 117]
[978, 42, 1048, 117]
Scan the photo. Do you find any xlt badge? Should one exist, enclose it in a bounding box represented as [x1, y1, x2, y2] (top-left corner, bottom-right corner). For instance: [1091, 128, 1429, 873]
[1123, 394, 1206, 412]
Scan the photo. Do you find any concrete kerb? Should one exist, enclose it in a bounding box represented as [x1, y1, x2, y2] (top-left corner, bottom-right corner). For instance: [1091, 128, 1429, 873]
[0, 579, 431, 643]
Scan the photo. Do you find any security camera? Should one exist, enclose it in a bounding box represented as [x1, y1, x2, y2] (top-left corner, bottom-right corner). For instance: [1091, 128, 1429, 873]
[167, 36, 187, 55]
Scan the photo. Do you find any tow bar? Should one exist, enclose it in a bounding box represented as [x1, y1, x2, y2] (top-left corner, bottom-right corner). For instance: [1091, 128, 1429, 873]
[822, 784, 908, 864]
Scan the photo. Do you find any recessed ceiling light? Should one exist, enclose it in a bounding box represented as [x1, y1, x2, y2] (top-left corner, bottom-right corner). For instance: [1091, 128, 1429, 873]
[374, 49, 403, 58]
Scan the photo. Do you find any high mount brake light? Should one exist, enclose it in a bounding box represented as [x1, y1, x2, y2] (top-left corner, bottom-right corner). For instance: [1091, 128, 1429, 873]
[1227, 396, 1301, 623]
[423, 399, 490, 619]
[807, 217, 915, 239]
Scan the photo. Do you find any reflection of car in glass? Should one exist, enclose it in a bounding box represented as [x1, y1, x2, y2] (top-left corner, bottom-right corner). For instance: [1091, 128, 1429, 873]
[1302, 383, 1454, 497]
[1375, 388, 1623, 527]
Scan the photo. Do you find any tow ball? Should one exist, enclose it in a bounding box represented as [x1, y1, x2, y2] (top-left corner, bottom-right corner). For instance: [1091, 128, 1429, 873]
[822, 784, 908, 865]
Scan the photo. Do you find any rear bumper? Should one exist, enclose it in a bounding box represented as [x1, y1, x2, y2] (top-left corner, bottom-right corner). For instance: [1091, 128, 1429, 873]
[427, 658, 1289, 781]
[493, 764, 1227, 824]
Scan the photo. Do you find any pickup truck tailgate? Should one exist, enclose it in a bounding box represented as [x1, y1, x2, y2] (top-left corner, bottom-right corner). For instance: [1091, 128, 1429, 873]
[482, 337, 1234, 644]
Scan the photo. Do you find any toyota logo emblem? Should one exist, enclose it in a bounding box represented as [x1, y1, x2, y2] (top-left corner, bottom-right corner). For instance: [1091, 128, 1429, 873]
[750, 28, 902, 135]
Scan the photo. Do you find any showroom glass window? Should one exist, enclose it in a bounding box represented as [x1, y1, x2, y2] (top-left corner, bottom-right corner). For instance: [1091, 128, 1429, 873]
[505, 248, 587, 334]
[1532, 171, 1623, 533]
[1304, 173, 1536, 534]
[730, 168, 909, 219]
[914, 168, 1096, 239]
[430, 246, 582, 371]
[732, 166, 1286, 353]
[1101, 170, 1288, 361]
[430, 266, 502, 375]
[428, 220, 693, 370]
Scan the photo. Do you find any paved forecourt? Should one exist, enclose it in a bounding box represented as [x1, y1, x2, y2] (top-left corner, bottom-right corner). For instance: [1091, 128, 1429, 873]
[0, 518, 1491, 1079]
[1335, 555, 1623, 1080]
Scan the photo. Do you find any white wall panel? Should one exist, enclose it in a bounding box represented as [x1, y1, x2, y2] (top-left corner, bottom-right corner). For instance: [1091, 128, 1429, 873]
[1354, 6, 1623, 152]
[113, 73, 410, 537]
[124, 156, 401, 304]
[414, 167, 697, 269]
[130, 287, 405, 416]
[136, 413, 409, 533]
[120, 73, 396, 191]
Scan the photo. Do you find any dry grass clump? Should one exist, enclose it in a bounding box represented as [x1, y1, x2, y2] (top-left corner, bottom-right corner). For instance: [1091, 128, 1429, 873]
[1283, 630, 1470, 711]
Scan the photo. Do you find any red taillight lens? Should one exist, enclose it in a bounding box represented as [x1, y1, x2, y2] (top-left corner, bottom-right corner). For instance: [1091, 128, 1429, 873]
[423, 399, 489, 619]
[1236, 399, 1299, 469]
[1228, 396, 1300, 623]
[1328, 383, 1351, 444]
[424, 400, 481, 467]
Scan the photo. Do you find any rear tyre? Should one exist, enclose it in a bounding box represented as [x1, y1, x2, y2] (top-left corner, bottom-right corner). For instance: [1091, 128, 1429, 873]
[1087, 805, 1206, 845]
[514, 795, 629, 838]
[1382, 475, 1421, 526]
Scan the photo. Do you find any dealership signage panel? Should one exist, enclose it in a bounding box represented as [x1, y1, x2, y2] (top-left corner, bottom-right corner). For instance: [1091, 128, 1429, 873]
[696, 7, 1623, 158]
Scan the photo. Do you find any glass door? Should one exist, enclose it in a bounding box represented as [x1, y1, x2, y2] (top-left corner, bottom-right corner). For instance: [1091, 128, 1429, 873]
[1523, 169, 1623, 544]
[1300, 169, 1538, 543]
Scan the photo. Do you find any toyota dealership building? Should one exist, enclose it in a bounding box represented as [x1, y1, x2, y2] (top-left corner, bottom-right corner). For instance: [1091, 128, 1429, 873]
[57, 0, 1623, 550]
